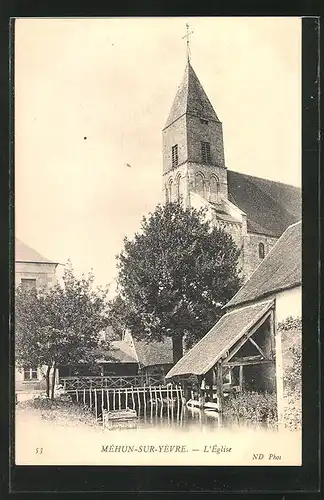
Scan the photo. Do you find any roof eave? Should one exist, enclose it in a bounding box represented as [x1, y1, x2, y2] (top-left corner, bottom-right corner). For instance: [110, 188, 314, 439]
[224, 282, 301, 311]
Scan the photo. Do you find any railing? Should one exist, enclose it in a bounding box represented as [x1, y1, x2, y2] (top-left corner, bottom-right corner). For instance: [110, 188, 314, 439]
[60, 374, 164, 391]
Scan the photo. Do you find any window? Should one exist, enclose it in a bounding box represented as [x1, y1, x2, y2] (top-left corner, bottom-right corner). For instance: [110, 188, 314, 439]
[171, 144, 178, 167]
[21, 278, 37, 290]
[209, 175, 219, 202]
[201, 141, 211, 163]
[23, 367, 38, 381]
[259, 242, 265, 259]
[176, 174, 181, 200]
[168, 179, 173, 201]
[200, 119, 209, 125]
[195, 172, 205, 197]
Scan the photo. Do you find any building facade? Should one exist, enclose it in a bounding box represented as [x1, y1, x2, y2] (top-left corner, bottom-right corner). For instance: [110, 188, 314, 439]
[162, 62, 301, 280]
[15, 238, 60, 393]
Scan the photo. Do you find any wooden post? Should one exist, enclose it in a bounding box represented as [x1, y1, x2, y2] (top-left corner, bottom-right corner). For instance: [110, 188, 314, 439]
[118, 389, 121, 410]
[101, 388, 104, 416]
[154, 386, 158, 405]
[159, 385, 163, 404]
[131, 387, 135, 409]
[138, 387, 142, 411]
[94, 389, 98, 420]
[113, 390, 115, 410]
[143, 386, 147, 411]
[83, 389, 86, 405]
[239, 365, 244, 391]
[273, 308, 284, 428]
[216, 363, 223, 413]
[125, 388, 128, 409]
[76, 389, 78, 402]
[106, 389, 109, 411]
[149, 385, 153, 404]
[90, 389, 92, 409]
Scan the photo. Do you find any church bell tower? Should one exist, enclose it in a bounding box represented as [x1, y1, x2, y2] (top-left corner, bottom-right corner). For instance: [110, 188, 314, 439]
[162, 36, 228, 206]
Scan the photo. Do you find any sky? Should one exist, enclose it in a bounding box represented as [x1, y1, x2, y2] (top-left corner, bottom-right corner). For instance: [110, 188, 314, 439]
[15, 17, 301, 292]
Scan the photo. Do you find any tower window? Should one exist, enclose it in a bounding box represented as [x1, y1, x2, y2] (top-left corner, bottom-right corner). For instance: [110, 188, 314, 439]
[171, 145, 178, 167]
[258, 242, 265, 259]
[201, 142, 211, 164]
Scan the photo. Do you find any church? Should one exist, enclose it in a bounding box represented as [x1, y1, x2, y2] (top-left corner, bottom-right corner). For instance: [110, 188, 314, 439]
[162, 59, 301, 280]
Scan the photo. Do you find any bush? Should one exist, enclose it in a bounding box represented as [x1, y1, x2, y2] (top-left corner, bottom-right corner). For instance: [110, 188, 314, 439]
[222, 390, 277, 427]
[278, 316, 302, 431]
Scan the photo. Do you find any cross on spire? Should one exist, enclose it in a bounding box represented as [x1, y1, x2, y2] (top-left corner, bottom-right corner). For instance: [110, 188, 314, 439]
[182, 23, 194, 62]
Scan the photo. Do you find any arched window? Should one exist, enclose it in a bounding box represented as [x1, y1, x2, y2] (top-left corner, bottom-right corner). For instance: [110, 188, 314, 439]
[195, 172, 205, 197]
[259, 242, 265, 259]
[176, 174, 182, 200]
[165, 184, 169, 203]
[168, 179, 173, 201]
[209, 175, 219, 203]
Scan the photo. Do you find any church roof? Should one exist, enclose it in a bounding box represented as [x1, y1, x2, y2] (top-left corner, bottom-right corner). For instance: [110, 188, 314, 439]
[227, 171, 301, 237]
[15, 237, 58, 264]
[224, 221, 301, 309]
[164, 62, 220, 129]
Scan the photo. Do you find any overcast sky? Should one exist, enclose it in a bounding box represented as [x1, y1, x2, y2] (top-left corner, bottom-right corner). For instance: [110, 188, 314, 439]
[15, 17, 301, 291]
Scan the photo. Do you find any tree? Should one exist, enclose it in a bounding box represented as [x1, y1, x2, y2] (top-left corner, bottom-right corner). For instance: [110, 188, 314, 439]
[108, 295, 129, 339]
[115, 201, 242, 363]
[15, 262, 110, 398]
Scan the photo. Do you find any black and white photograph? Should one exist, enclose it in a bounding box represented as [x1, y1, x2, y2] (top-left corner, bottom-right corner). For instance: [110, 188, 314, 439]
[14, 17, 302, 466]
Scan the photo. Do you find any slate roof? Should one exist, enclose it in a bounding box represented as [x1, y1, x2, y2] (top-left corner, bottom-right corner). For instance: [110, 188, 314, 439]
[15, 237, 58, 264]
[227, 171, 301, 238]
[133, 337, 173, 368]
[166, 300, 273, 378]
[164, 62, 220, 129]
[224, 221, 301, 309]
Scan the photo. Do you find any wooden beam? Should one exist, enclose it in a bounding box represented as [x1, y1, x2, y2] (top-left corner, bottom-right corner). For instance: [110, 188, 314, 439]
[248, 336, 270, 360]
[224, 311, 272, 363]
[273, 307, 284, 428]
[239, 365, 244, 390]
[223, 355, 273, 368]
[216, 363, 223, 413]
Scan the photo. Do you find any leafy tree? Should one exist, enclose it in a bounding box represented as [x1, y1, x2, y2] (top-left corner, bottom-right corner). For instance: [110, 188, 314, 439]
[115, 201, 242, 363]
[15, 262, 110, 398]
[107, 295, 129, 339]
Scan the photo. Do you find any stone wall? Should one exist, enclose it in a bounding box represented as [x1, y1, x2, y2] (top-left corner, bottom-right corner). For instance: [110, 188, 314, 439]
[242, 232, 278, 281]
[15, 261, 58, 290]
[162, 115, 187, 175]
[186, 115, 225, 168]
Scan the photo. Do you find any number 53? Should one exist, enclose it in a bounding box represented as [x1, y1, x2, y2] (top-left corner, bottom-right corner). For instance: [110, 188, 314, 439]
[36, 448, 43, 454]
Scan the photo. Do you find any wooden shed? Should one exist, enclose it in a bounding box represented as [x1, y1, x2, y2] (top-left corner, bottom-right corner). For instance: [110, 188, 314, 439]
[166, 220, 301, 420]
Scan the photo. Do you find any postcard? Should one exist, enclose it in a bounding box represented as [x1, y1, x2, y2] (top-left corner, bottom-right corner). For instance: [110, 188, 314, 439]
[14, 16, 302, 467]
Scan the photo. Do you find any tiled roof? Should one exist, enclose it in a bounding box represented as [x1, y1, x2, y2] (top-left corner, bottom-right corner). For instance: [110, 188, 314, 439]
[224, 221, 301, 309]
[15, 237, 58, 264]
[166, 300, 273, 378]
[133, 337, 173, 368]
[227, 171, 301, 237]
[95, 340, 138, 364]
[164, 62, 220, 129]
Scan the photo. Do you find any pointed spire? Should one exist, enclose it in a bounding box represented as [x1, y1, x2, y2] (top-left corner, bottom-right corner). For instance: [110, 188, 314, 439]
[164, 62, 220, 129]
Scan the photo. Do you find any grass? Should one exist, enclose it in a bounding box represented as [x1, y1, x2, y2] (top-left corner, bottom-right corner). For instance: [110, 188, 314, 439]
[17, 396, 99, 428]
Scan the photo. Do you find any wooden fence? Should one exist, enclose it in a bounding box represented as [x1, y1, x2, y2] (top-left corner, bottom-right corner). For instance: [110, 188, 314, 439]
[66, 384, 184, 422]
[60, 374, 163, 391]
